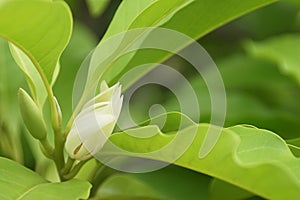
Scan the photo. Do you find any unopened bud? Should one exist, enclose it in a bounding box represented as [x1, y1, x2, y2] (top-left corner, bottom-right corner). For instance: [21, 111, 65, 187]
[54, 96, 62, 129]
[65, 81, 123, 160]
[18, 88, 47, 140]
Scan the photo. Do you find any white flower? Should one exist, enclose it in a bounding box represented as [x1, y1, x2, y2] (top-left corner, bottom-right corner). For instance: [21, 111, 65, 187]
[65, 81, 123, 160]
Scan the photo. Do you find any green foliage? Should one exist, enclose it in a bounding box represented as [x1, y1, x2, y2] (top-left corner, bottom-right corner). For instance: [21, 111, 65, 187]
[0, 157, 91, 200]
[0, 0, 72, 85]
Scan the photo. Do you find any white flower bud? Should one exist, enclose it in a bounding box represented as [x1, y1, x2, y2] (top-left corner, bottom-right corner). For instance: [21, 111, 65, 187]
[65, 81, 123, 160]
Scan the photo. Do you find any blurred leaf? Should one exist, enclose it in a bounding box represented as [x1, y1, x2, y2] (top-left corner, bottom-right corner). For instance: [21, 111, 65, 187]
[131, 165, 212, 200]
[0, 0, 72, 102]
[95, 165, 211, 200]
[86, 0, 110, 17]
[210, 179, 254, 200]
[283, 0, 300, 6]
[0, 157, 91, 199]
[233, 2, 300, 39]
[245, 34, 300, 86]
[0, 38, 24, 163]
[164, 54, 300, 138]
[96, 174, 163, 200]
[101, 113, 300, 199]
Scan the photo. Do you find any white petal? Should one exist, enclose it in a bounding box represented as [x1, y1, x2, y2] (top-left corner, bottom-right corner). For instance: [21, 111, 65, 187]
[65, 128, 91, 160]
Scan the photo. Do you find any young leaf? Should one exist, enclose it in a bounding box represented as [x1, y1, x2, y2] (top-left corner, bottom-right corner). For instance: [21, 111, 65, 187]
[101, 0, 156, 40]
[9, 45, 51, 108]
[0, 157, 91, 200]
[85, 0, 193, 96]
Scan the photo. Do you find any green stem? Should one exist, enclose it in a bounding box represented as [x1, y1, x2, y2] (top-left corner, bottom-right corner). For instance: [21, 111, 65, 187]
[61, 157, 75, 175]
[39, 138, 54, 158]
[62, 159, 91, 180]
[90, 166, 118, 197]
[54, 130, 65, 179]
[87, 161, 103, 182]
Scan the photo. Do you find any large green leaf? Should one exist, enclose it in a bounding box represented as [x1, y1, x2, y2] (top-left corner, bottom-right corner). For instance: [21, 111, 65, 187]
[0, 157, 91, 200]
[102, 0, 277, 87]
[0, 0, 72, 105]
[245, 34, 300, 86]
[76, 0, 277, 123]
[101, 0, 156, 40]
[100, 114, 300, 199]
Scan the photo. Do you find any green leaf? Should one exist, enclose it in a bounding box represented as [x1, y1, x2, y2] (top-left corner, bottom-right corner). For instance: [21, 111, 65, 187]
[0, 157, 91, 200]
[0, 0, 72, 101]
[86, 0, 110, 17]
[103, 0, 277, 88]
[19, 179, 91, 200]
[245, 34, 300, 86]
[101, 0, 156, 40]
[9, 45, 49, 107]
[101, 114, 300, 199]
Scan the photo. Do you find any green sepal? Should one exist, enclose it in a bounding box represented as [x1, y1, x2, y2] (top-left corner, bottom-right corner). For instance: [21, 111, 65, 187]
[18, 88, 47, 140]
